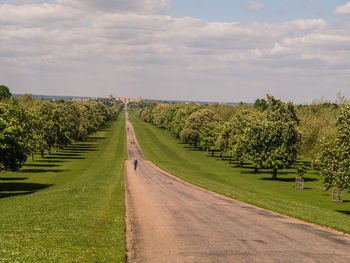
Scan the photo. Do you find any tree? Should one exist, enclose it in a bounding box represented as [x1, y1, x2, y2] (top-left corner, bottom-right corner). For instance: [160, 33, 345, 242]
[319, 105, 350, 191]
[152, 104, 175, 130]
[180, 109, 218, 148]
[246, 96, 301, 179]
[0, 98, 28, 170]
[215, 121, 234, 158]
[227, 110, 253, 167]
[199, 121, 221, 153]
[0, 85, 11, 101]
[169, 105, 202, 138]
[297, 103, 338, 170]
[253, 98, 268, 111]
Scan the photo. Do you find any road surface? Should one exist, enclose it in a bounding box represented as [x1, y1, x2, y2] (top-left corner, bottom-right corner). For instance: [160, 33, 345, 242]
[124, 114, 350, 263]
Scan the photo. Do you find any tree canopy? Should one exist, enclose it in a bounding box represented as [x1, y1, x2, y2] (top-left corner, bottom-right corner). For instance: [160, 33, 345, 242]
[0, 85, 11, 101]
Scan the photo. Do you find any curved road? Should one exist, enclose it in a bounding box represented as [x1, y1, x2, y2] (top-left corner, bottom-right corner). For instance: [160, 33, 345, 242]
[125, 114, 350, 263]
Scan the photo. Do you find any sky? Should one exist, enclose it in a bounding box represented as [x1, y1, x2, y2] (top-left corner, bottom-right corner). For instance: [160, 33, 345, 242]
[1, 0, 350, 103]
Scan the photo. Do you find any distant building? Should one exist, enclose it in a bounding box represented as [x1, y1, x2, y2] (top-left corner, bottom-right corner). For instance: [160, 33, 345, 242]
[115, 96, 143, 104]
[72, 97, 90, 103]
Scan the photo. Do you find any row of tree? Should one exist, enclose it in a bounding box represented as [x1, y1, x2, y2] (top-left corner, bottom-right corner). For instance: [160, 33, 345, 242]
[0, 85, 123, 171]
[130, 95, 301, 180]
[130, 96, 350, 191]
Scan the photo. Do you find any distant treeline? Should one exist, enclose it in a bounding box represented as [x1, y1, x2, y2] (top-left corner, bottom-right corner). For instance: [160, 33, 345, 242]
[129, 95, 350, 191]
[0, 85, 123, 171]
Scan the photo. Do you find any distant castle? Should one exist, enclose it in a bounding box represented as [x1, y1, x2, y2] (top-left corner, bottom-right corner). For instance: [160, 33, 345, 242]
[109, 95, 142, 104]
[71, 95, 142, 104]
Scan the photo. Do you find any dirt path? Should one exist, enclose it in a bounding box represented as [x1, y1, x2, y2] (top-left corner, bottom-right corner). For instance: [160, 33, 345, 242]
[124, 114, 350, 263]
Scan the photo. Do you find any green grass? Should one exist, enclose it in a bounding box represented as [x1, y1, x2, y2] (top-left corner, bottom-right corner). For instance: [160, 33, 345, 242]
[130, 114, 350, 234]
[0, 113, 127, 262]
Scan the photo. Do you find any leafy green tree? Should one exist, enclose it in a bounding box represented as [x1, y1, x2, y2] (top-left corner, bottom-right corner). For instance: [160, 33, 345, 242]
[215, 121, 234, 158]
[246, 96, 301, 179]
[199, 121, 221, 153]
[0, 98, 28, 170]
[297, 103, 338, 170]
[319, 105, 350, 191]
[169, 105, 202, 138]
[0, 85, 11, 101]
[152, 104, 175, 130]
[227, 110, 254, 167]
[253, 98, 268, 111]
[180, 109, 218, 148]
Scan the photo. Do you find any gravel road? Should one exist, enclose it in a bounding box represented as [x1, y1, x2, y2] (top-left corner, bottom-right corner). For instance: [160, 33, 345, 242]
[125, 115, 350, 263]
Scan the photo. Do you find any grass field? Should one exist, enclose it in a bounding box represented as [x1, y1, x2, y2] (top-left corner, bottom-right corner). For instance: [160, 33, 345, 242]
[130, 114, 350, 234]
[0, 113, 127, 262]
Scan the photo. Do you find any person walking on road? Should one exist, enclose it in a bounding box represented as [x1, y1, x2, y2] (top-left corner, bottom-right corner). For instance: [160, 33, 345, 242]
[134, 159, 138, 170]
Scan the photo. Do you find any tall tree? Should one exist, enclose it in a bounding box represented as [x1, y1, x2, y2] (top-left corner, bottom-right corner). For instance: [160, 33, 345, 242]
[320, 105, 350, 191]
[180, 109, 218, 148]
[0, 98, 28, 170]
[297, 103, 338, 170]
[246, 96, 301, 179]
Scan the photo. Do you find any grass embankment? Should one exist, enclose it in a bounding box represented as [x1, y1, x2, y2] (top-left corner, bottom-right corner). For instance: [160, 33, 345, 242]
[0, 113, 127, 262]
[130, 114, 350, 234]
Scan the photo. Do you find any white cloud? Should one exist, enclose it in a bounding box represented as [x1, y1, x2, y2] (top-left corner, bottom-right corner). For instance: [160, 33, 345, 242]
[0, 1, 349, 102]
[334, 2, 350, 18]
[247, 1, 265, 11]
[56, 0, 170, 14]
[0, 3, 85, 26]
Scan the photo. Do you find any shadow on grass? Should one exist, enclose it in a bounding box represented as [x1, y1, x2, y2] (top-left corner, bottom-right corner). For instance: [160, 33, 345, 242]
[19, 169, 66, 173]
[0, 182, 52, 199]
[37, 160, 67, 163]
[51, 153, 83, 157]
[241, 170, 295, 176]
[44, 156, 85, 160]
[259, 177, 318, 182]
[0, 192, 35, 199]
[24, 163, 60, 168]
[0, 177, 28, 181]
[336, 210, 350, 215]
[88, 136, 106, 141]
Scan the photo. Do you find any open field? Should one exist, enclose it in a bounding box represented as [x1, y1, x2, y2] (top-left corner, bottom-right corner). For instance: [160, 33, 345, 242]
[130, 114, 350, 234]
[0, 114, 127, 262]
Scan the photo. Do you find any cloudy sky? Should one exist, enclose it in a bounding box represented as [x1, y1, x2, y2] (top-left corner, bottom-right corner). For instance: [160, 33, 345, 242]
[1, 0, 350, 103]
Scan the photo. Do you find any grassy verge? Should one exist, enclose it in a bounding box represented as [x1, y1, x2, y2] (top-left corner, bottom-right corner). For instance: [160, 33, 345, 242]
[0, 113, 127, 262]
[130, 114, 350, 234]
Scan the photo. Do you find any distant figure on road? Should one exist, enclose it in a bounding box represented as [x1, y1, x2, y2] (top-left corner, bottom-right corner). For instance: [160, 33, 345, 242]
[134, 159, 138, 170]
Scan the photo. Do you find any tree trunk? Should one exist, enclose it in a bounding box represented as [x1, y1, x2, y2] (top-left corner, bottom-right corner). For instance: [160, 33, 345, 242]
[31, 153, 35, 162]
[254, 167, 259, 173]
[212, 151, 214, 157]
[48, 147, 51, 155]
[41, 150, 44, 158]
[240, 160, 243, 168]
[194, 142, 197, 148]
[229, 154, 232, 164]
[220, 151, 222, 160]
[311, 157, 315, 170]
[272, 168, 278, 180]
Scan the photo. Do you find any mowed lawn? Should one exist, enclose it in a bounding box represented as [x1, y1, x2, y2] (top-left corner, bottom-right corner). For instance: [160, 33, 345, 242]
[130, 114, 350, 234]
[0, 114, 127, 262]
